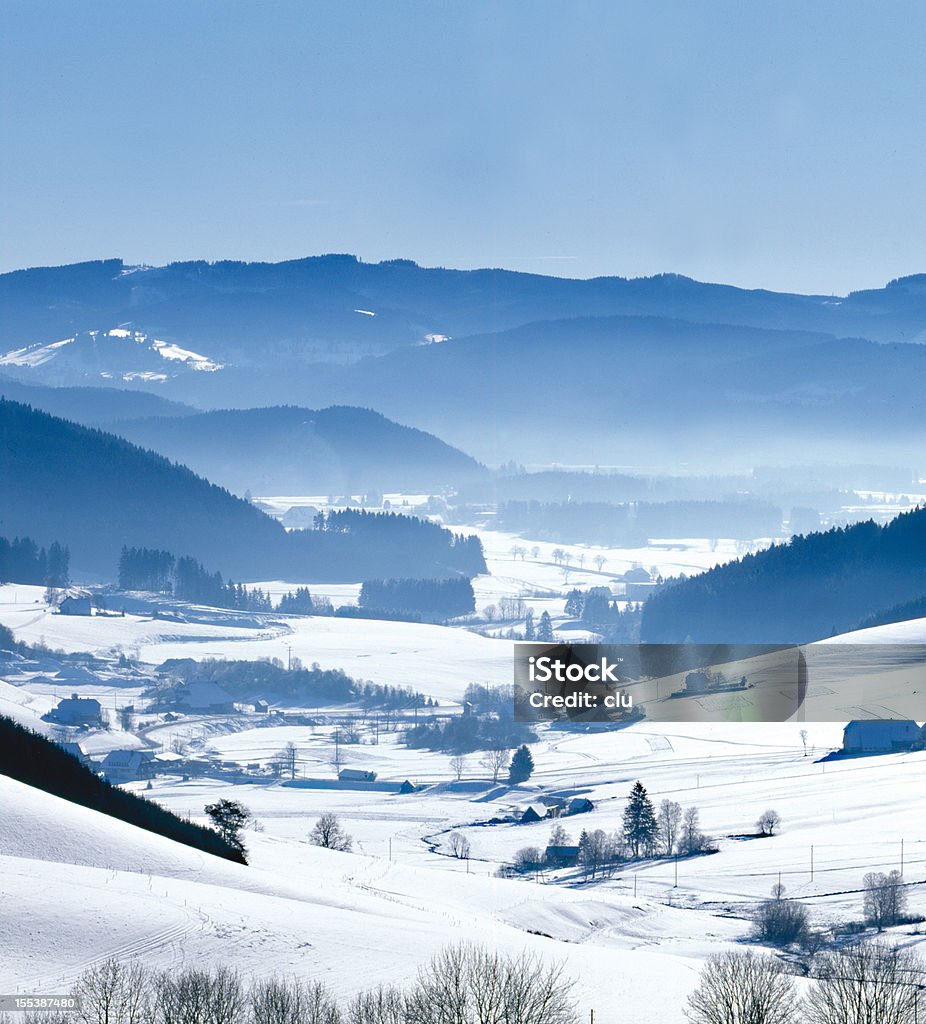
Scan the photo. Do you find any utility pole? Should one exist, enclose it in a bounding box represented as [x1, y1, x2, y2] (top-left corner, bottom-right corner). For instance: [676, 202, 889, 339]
[674, 854, 678, 887]
[901, 837, 905, 876]
[810, 845, 814, 882]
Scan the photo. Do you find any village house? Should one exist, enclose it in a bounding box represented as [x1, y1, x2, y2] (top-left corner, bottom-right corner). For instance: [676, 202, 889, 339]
[99, 749, 155, 784]
[47, 693, 103, 727]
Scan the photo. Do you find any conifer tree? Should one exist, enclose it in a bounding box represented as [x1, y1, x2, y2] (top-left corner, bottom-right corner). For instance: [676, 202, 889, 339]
[623, 780, 658, 858]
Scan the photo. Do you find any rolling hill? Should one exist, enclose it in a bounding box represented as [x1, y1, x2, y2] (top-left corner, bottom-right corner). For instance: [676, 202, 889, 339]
[109, 405, 487, 495]
[0, 400, 485, 582]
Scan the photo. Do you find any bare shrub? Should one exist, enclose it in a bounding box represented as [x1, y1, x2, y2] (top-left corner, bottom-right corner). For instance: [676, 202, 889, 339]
[686, 951, 799, 1024]
[753, 885, 809, 947]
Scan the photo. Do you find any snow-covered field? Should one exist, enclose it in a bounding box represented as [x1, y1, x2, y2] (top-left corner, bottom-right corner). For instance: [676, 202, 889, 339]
[0, 584, 512, 704]
[6, 525, 926, 1019]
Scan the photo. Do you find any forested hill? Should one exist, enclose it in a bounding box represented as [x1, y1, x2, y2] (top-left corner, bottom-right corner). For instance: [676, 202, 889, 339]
[0, 400, 485, 582]
[109, 405, 487, 494]
[640, 507, 926, 644]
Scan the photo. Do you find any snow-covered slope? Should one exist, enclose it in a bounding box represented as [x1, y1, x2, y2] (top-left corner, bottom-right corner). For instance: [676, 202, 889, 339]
[0, 775, 704, 1020]
[0, 328, 222, 385]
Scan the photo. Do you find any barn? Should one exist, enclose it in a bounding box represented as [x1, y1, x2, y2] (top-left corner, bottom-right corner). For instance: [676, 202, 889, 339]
[842, 720, 921, 754]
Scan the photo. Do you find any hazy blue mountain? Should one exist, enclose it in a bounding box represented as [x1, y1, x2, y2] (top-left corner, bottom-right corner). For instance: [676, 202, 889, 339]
[274, 315, 926, 467]
[0, 376, 197, 424]
[2, 257, 925, 382]
[110, 405, 488, 494]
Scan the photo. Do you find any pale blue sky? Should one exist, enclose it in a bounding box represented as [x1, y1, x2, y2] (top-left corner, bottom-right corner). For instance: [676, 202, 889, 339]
[1, 1, 924, 293]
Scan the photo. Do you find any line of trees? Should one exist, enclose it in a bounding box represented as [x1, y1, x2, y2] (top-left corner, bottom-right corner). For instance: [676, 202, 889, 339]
[118, 547, 273, 610]
[496, 498, 782, 546]
[359, 576, 476, 622]
[30, 944, 576, 1024]
[0, 534, 69, 587]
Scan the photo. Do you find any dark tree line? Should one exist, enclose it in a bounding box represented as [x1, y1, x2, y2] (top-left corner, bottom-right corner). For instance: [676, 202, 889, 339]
[405, 712, 536, 755]
[359, 576, 476, 622]
[496, 499, 782, 545]
[642, 505, 926, 643]
[118, 547, 273, 610]
[154, 656, 427, 710]
[0, 535, 69, 587]
[0, 714, 245, 863]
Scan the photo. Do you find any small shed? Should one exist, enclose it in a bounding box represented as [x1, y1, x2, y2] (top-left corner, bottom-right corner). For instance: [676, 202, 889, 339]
[520, 805, 547, 824]
[339, 768, 377, 782]
[545, 844, 581, 867]
[398, 779, 416, 794]
[567, 797, 595, 815]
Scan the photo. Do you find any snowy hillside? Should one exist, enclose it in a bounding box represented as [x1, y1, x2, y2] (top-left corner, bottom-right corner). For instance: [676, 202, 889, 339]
[0, 774, 702, 1021]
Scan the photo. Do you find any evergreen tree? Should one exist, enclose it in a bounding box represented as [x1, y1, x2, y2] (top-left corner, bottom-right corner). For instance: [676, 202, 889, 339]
[564, 589, 584, 617]
[524, 610, 535, 641]
[537, 610, 555, 642]
[623, 780, 658, 858]
[508, 744, 535, 784]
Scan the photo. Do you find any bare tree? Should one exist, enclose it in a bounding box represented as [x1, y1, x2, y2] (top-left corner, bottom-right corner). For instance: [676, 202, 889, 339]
[800, 729, 809, 756]
[757, 809, 781, 836]
[686, 951, 799, 1024]
[275, 741, 299, 780]
[805, 942, 925, 1024]
[549, 823, 571, 847]
[449, 754, 468, 781]
[656, 799, 683, 856]
[73, 959, 150, 1024]
[864, 870, 908, 931]
[479, 745, 510, 783]
[409, 943, 576, 1024]
[153, 967, 245, 1024]
[447, 831, 471, 859]
[593, 554, 606, 572]
[347, 985, 406, 1024]
[309, 813, 353, 852]
[680, 806, 707, 855]
[249, 977, 342, 1024]
[512, 846, 545, 874]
